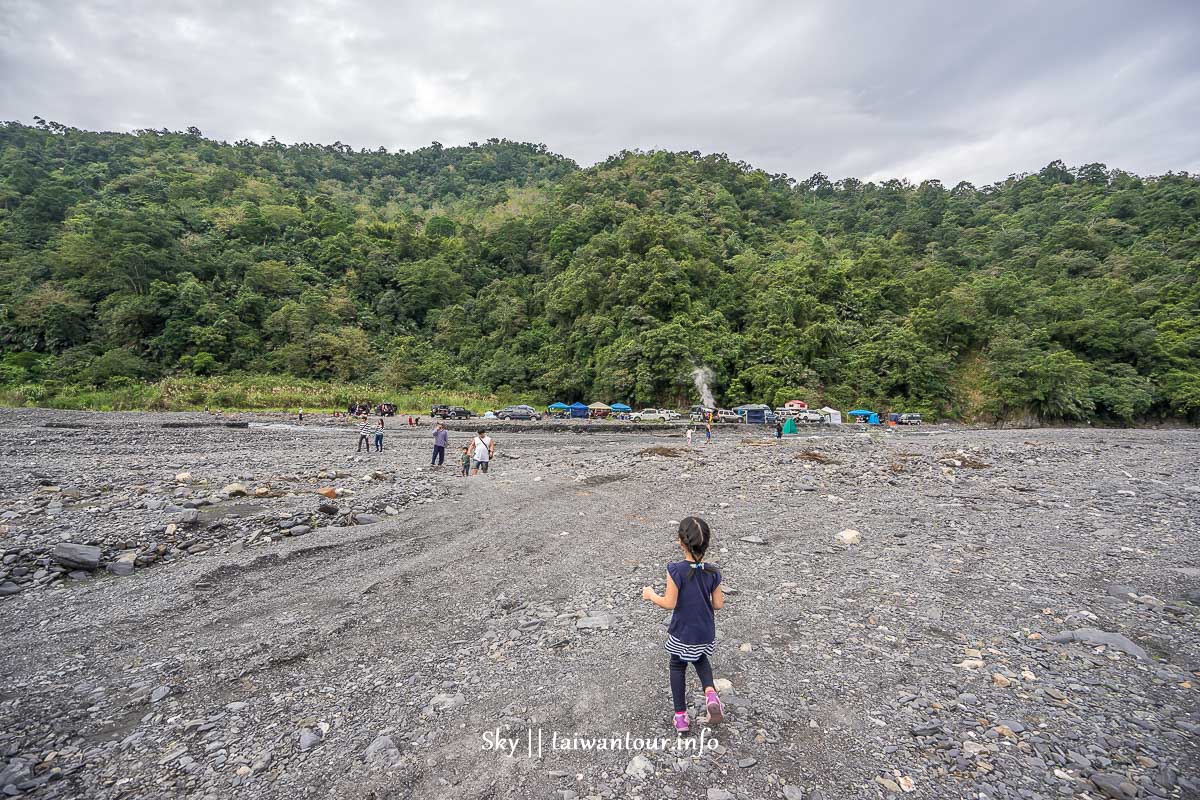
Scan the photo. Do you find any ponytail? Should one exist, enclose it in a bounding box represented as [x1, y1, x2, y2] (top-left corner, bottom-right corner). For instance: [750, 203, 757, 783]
[678, 516, 717, 581]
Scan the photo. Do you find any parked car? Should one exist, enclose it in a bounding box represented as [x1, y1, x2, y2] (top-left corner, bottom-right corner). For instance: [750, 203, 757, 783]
[794, 409, 824, 424]
[715, 409, 741, 423]
[689, 405, 714, 421]
[633, 408, 671, 422]
[774, 407, 799, 419]
[496, 405, 541, 421]
[898, 413, 923, 425]
[431, 404, 471, 419]
[660, 409, 682, 420]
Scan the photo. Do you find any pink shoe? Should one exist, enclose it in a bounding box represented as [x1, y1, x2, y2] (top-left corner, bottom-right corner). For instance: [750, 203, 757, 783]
[704, 690, 724, 726]
[673, 711, 690, 733]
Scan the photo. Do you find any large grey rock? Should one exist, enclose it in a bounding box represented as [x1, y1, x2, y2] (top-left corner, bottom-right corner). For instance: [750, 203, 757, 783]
[1050, 628, 1150, 661]
[51, 542, 101, 571]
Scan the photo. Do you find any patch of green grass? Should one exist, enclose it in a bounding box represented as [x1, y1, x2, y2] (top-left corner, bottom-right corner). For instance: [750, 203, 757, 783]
[0, 376, 542, 415]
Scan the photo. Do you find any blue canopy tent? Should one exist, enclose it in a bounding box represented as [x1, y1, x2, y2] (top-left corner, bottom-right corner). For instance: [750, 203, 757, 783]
[569, 402, 589, 419]
[548, 402, 569, 410]
[734, 403, 771, 424]
[848, 409, 880, 425]
[610, 403, 632, 412]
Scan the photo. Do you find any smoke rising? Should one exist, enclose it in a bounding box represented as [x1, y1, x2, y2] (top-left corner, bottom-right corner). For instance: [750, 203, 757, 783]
[691, 367, 715, 408]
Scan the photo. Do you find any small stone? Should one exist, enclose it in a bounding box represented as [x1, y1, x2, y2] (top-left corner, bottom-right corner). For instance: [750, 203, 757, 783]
[576, 614, 615, 630]
[991, 673, 1011, 688]
[956, 659, 985, 670]
[222, 483, 248, 497]
[297, 729, 322, 751]
[875, 776, 901, 792]
[625, 754, 653, 779]
[737, 757, 757, 768]
[835, 529, 861, 545]
[364, 735, 400, 767]
[707, 790, 734, 800]
[106, 550, 138, 577]
[316, 487, 338, 499]
[783, 786, 805, 800]
[175, 472, 192, 483]
[1090, 772, 1137, 799]
[150, 685, 172, 703]
[428, 692, 466, 712]
[739, 643, 753, 652]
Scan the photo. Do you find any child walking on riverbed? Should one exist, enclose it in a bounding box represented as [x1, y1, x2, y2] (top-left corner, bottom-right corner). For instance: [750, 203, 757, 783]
[641, 516, 725, 732]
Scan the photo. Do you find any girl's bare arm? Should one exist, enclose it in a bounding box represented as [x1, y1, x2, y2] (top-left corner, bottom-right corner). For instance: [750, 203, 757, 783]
[641, 573, 679, 609]
[711, 585, 724, 610]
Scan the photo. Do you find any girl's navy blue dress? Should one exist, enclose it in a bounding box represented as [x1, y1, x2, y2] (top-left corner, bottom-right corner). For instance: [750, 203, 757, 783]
[665, 560, 721, 661]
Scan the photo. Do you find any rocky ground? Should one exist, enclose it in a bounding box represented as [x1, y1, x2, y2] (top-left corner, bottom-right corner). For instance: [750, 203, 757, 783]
[0, 408, 1197, 800]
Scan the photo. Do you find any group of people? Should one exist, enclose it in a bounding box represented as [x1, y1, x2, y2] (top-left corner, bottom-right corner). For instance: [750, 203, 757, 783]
[684, 421, 714, 446]
[347, 415, 495, 478]
[356, 415, 385, 452]
[431, 423, 495, 477]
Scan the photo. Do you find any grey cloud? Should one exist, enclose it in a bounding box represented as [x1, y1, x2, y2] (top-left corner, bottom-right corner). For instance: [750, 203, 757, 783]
[1, 0, 1197, 184]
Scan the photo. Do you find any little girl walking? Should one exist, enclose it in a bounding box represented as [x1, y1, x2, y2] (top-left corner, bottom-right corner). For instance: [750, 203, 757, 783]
[642, 516, 726, 732]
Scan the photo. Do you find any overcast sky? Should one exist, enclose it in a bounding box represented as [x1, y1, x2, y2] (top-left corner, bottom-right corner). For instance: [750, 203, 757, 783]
[2, 0, 1197, 184]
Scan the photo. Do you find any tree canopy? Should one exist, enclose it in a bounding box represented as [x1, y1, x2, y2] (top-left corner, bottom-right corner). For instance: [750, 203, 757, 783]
[2, 121, 1198, 422]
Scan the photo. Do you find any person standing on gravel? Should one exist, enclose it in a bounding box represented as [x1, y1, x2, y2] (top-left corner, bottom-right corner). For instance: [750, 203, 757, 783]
[470, 429, 494, 475]
[642, 516, 725, 733]
[356, 416, 373, 453]
[374, 418, 385, 452]
[432, 423, 449, 468]
[686, 427, 693, 447]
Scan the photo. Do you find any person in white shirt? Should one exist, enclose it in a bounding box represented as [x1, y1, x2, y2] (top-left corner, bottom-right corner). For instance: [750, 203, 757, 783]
[470, 429, 494, 475]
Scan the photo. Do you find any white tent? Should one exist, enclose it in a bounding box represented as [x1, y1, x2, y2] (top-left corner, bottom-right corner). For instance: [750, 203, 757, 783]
[819, 407, 842, 425]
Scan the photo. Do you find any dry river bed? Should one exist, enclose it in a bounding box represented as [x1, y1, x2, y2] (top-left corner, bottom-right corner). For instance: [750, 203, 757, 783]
[0, 408, 1198, 800]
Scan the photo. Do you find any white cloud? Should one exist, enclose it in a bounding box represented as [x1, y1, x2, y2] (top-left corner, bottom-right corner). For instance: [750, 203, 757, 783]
[0, 0, 1196, 183]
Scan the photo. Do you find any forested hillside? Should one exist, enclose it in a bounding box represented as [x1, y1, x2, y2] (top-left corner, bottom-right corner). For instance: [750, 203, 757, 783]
[1, 120, 1197, 421]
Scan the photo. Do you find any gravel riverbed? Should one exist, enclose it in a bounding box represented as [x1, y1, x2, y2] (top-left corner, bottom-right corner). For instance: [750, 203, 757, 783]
[0, 408, 1197, 800]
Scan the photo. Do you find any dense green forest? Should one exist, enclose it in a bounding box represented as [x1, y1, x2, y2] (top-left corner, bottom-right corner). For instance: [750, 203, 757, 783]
[1, 119, 1198, 421]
